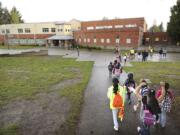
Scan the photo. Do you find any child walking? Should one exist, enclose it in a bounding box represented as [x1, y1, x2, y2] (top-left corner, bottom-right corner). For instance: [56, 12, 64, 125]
[107, 78, 126, 131]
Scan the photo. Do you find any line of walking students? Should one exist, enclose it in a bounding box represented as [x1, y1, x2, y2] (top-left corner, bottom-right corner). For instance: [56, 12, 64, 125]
[107, 62, 174, 134]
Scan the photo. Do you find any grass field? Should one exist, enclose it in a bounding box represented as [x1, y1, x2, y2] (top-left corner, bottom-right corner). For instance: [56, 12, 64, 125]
[0, 56, 93, 135]
[124, 62, 180, 90]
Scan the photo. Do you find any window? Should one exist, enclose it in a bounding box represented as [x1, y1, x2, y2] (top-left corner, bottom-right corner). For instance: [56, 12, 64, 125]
[146, 38, 150, 42]
[42, 28, 49, 32]
[114, 25, 123, 28]
[79, 38, 81, 43]
[6, 29, 10, 34]
[126, 38, 131, 44]
[25, 28, 31, 33]
[94, 38, 97, 43]
[96, 26, 112, 30]
[58, 29, 63, 32]
[18, 28, 23, 33]
[115, 36, 120, 44]
[87, 27, 94, 30]
[84, 38, 86, 43]
[155, 37, 159, 41]
[125, 24, 137, 28]
[2, 29, 5, 34]
[101, 38, 104, 43]
[51, 28, 56, 32]
[106, 38, 110, 43]
[87, 38, 90, 43]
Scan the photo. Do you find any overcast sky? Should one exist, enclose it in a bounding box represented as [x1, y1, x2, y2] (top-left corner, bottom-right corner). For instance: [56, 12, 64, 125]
[0, 0, 177, 29]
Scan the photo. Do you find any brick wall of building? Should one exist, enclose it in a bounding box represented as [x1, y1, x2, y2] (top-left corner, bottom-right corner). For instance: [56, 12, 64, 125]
[73, 18, 146, 48]
[74, 28, 141, 48]
[81, 17, 146, 31]
[143, 32, 174, 45]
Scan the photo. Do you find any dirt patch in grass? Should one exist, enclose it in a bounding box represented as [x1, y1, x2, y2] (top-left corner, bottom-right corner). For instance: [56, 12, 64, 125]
[0, 77, 82, 135]
[162, 74, 180, 79]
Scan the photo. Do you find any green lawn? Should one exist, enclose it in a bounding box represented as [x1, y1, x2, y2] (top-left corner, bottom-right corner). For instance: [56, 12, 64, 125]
[124, 62, 180, 123]
[0, 56, 93, 135]
[124, 62, 180, 90]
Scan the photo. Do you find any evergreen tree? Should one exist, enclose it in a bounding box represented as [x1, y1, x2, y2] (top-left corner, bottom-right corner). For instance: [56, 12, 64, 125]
[1, 8, 11, 24]
[10, 6, 24, 24]
[167, 0, 180, 42]
[149, 24, 161, 32]
[159, 22, 164, 32]
[0, 2, 4, 24]
[0, 2, 24, 24]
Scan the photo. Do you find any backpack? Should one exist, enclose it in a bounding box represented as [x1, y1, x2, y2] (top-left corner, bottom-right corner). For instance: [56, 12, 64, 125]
[113, 93, 123, 108]
[162, 94, 172, 112]
[141, 86, 149, 97]
[143, 109, 154, 126]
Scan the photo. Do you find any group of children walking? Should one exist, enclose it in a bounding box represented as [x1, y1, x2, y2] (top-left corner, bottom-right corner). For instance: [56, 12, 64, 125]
[107, 56, 174, 134]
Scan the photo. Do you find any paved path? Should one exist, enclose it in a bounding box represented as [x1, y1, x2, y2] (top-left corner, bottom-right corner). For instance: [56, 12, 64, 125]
[48, 48, 180, 135]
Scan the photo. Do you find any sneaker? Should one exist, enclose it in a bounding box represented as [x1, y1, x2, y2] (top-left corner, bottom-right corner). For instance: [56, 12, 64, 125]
[137, 126, 141, 133]
[114, 126, 118, 131]
[133, 105, 137, 112]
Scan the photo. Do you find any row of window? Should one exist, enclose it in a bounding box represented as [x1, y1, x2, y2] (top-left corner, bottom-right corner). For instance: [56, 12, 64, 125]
[18, 28, 31, 33]
[57, 29, 70, 32]
[86, 24, 137, 30]
[77, 37, 131, 44]
[145, 37, 167, 42]
[1, 28, 71, 34]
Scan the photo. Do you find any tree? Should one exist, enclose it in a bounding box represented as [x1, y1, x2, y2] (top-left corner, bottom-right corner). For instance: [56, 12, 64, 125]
[159, 22, 164, 32]
[149, 24, 161, 32]
[10, 6, 24, 24]
[149, 22, 164, 32]
[0, 2, 24, 24]
[167, 0, 180, 42]
[1, 8, 11, 24]
[0, 2, 4, 24]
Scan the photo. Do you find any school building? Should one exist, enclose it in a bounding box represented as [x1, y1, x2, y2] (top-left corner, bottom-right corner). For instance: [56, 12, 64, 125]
[0, 19, 81, 47]
[73, 17, 147, 48]
[0, 17, 174, 48]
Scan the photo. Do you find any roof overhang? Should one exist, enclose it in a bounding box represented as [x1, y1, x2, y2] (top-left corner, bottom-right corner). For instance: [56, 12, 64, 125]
[47, 35, 74, 40]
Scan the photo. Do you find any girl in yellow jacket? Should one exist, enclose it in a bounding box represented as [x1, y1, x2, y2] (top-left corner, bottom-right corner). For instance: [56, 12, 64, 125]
[107, 77, 126, 131]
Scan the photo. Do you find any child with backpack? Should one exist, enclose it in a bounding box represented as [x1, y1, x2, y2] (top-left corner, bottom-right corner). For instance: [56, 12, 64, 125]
[108, 62, 113, 77]
[137, 96, 152, 135]
[156, 82, 174, 128]
[124, 73, 136, 104]
[137, 89, 160, 135]
[135, 79, 149, 121]
[107, 78, 126, 131]
[148, 89, 161, 125]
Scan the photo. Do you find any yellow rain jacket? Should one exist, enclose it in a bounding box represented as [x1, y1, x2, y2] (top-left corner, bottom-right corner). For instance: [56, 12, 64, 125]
[107, 85, 126, 109]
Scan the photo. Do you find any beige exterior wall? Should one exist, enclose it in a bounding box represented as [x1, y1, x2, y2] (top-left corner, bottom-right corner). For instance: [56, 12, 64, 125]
[55, 24, 72, 35]
[0, 20, 81, 36]
[69, 19, 81, 31]
[0, 22, 57, 35]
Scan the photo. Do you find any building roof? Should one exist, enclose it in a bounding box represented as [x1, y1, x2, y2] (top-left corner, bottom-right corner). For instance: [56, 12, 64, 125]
[47, 35, 73, 40]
